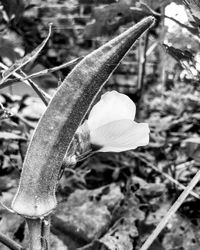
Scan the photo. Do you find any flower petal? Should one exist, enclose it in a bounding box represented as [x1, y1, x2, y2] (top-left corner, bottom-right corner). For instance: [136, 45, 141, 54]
[90, 119, 149, 152]
[88, 91, 136, 131]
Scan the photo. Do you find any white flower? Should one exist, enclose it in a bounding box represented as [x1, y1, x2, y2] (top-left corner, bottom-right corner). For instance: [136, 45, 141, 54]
[86, 91, 150, 152]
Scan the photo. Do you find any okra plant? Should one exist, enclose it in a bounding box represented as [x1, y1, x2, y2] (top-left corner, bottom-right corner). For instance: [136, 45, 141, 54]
[8, 16, 154, 250]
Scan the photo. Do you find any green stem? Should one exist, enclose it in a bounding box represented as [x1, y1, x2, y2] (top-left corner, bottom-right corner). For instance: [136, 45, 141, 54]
[22, 57, 83, 81]
[26, 217, 51, 250]
[0, 62, 51, 106]
[26, 218, 43, 250]
[41, 216, 51, 250]
[0, 232, 24, 250]
[19, 70, 49, 106]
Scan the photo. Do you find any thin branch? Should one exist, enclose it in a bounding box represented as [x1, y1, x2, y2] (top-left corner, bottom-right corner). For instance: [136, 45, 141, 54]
[0, 232, 25, 250]
[137, 32, 149, 91]
[2, 56, 83, 86]
[139, 169, 200, 250]
[0, 23, 52, 84]
[136, 31, 149, 119]
[41, 216, 51, 250]
[163, 15, 197, 36]
[20, 70, 49, 106]
[138, 3, 200, 43]
[0, 62, 50, 106]
[22, 56, 83, 81]
[130, 152, 200, 200]
[146, 41, 158, 57]
[163, 14, 200, 43]
[0, 57, 83, 106]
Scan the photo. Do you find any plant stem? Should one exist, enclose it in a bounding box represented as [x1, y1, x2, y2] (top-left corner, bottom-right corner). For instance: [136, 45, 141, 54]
[137, 32, 149, 91]
[0, 62, 51, 106]
[0, 56, 83, 89]
[0, 232, 24, 250]
[20, 71, 49, 106]
[26, 218, 43, 250]
[41, 216, 51, 250]
[26, 216, 51, 250]
[22, 57, 83, 81]
[140, 2, 200, 41]
[136, 31, 149, 119]
[139, 169, 200, 250]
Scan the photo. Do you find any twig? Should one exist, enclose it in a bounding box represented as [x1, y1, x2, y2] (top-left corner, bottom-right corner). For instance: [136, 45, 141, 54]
[41, 216, 51, 250]
[0, 23, 52, 84]
[137, 32, 149, 91]
[20, 70, 49, 106]
[2, 56, 83, 86]
[22, 57, 83, 81]
[139, 169, 200, 250]
[138, 3, 200, 42]
[0, 62, 50, 106]
[164, 15, 197, 36]
[130, 152, 200, 199]
[146, 41, 158, 57]
[0, 232, 24, 250]
[176, 160, 195, 170]
[137, 31, 149, 119]
[163, 14, 200, 43]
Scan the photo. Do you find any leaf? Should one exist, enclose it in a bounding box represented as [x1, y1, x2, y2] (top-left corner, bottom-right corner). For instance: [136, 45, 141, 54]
[50, 234, 67, 250]
[163, 44, 195, 67]
[99, 232, 133, 250]
[138, 183, 165, 199]
[0, 23, 52, 85]
[20, 96, 46, 120]
[163, 214, 200, 250]
[52, 184, 124, 248]
[78, 187, 145, 250]
[183, 137, 200, 163]
[163, 44, 197, 78]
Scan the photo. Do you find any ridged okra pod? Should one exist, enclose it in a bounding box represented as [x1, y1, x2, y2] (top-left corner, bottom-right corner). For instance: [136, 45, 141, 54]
[11, 17, 155, 218]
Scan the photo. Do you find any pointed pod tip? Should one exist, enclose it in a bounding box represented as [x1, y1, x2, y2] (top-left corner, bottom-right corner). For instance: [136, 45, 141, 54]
[143, 15, 156, 26]
[122, 16, 155, 42]
[136, 16, 156, 30]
